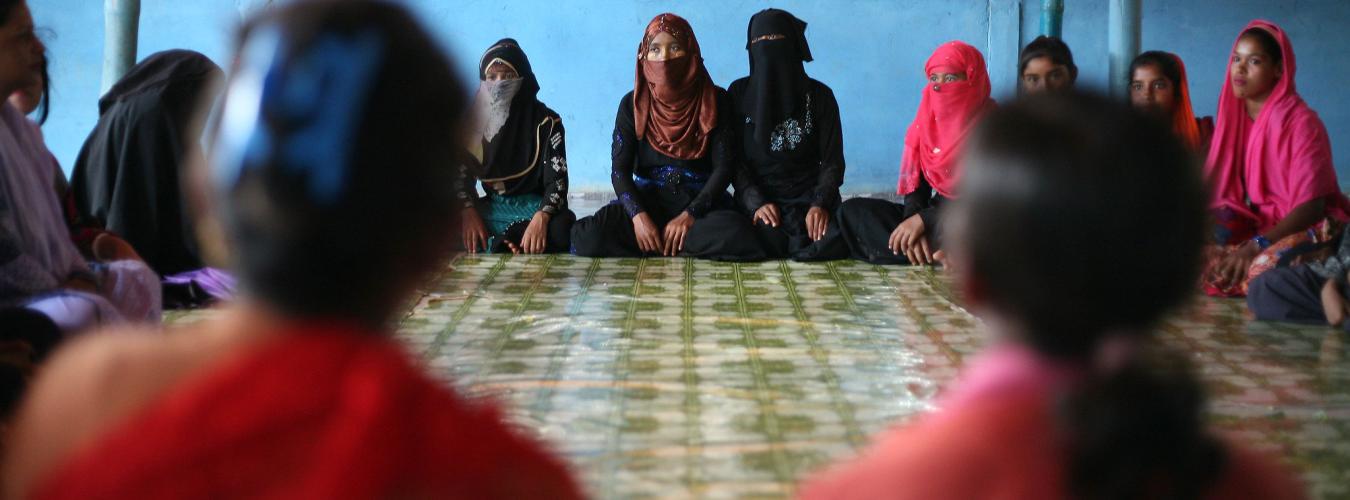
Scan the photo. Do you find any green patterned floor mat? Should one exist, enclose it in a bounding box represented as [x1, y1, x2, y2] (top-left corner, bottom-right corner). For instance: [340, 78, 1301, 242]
[168, 254, 1350, 499]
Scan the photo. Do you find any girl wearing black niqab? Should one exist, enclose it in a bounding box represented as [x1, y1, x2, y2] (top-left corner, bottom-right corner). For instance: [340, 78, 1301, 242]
[728, 8, 848, 261]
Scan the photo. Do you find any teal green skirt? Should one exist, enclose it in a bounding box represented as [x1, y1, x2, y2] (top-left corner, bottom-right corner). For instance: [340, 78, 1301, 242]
[481, 193, 542, 253]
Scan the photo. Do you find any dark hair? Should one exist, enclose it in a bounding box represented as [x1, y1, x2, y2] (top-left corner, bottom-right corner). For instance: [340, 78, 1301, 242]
[1128, 50, 1182, 101]
[1018, 35, 1078, 82]
[1240, 27, 1282, 70]
[955, 93, 1223, 498]
[0, 0, 19, 26]
[220, 0, 465, 328]
[0, 1, 49, 124]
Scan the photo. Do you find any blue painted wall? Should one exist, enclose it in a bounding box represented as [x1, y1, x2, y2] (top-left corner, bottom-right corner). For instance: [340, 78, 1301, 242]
[1024, 1, 1350, 182]
[28, 0, 1350, 194]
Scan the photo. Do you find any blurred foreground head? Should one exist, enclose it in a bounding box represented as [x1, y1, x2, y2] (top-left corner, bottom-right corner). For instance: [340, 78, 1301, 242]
[948, 92, 1207, 355]
[206, 0, 465, 328]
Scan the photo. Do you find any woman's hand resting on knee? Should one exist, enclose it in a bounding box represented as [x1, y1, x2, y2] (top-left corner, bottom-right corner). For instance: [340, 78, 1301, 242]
[632, 212, 664, 255]
[805, 206, 829, 241]
[753, 203, 780, 228]
[662, 212, 694, 257]
[461, 207, 489, 254]
[517, 211, 552, 254]
[890, 215, 933, 265]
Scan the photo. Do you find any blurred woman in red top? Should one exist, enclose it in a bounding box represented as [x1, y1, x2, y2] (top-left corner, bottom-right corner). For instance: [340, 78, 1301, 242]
[1, 2, 582, 498]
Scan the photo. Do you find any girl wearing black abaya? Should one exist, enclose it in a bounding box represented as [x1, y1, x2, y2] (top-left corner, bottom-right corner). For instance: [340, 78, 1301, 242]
[571, 13, 763, 260]
[456, 39, 574, 254]
[70, 50, 222, 276]
[728, 8, 848, 261]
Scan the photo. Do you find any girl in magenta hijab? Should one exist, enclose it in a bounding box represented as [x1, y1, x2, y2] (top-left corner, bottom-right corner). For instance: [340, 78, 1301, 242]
[805, 92, 1304, 500]
[1204, 20, 1350, 296]
[837, 40, 995, 265]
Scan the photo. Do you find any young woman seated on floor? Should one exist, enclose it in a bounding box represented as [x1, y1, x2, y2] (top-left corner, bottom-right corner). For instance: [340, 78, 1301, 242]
[1129, 50, 1214, 157]
[1, 43, 156, 442]
[1018, 35, 1077, 95]
[70, 50, 224, 277]
[1203, 21, 1350, 297]
[0, 0, 160, 335]
[802, 93, 1304, 500]
[836, 40, 995, 266]
[456, 38, 575, 255]
[570, 13, 764, 260]
[1, 2, 581, 497]
[728, 8, 848, 261]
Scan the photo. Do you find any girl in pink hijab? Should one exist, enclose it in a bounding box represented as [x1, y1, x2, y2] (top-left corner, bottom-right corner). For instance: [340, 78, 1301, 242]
[1204, 20, 1350, 296]
[805, 92, 1304, 500]
[838, 40, 995, 265]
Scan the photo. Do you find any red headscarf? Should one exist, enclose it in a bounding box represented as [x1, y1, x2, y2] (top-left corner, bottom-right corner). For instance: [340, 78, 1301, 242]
[896, 41, 996, 198]
[633, 13, 719, 160]
[1165, 53, 1205, 152]
[1204, 20, 1349, 232]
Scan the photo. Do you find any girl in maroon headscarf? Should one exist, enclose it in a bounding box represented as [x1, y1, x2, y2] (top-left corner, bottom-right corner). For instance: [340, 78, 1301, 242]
[571, 13, 763, 260]
[837, 40, 995, 265]
[1203, 20, 1350, 297]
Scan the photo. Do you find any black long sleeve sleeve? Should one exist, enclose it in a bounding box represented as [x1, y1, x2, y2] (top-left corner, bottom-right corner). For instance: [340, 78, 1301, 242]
[539, 119, 568, 214]
[730, 108, 766, 213]
[611, 96, 645, 219]
[902, 173, 932, 220]
[811, 87, 845, 211]
[452, 148, 480, 210]
[917, 204, 941, 236]
[902, 173, 943, 235]
[685, 100, 735, 218]
[733, 164, 768, 213]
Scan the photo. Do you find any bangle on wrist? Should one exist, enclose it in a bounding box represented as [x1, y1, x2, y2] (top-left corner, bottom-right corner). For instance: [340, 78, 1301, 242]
[1252, 235, 1272, 250]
